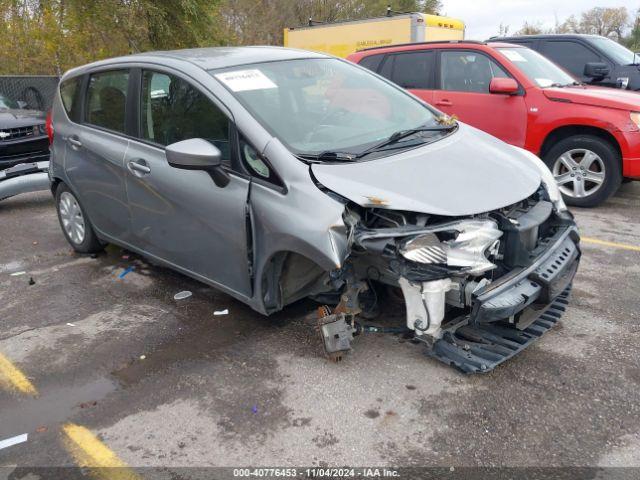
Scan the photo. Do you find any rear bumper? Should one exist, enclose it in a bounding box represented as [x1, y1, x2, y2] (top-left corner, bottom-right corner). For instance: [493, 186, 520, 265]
[429, 225, 581, 374]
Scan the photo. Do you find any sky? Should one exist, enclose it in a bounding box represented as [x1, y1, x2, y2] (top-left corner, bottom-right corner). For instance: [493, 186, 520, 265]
[440, 0, 638, 40]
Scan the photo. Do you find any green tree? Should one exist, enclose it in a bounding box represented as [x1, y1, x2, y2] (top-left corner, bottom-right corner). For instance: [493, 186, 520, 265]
[0, 0, 225, 75]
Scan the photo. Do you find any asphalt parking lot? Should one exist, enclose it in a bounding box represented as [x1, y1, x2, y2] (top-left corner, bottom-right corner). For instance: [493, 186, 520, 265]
[1, 183, 640, 476]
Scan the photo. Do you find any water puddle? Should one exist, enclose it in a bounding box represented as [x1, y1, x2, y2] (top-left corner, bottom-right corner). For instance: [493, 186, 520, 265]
[0, 376, 117, 437]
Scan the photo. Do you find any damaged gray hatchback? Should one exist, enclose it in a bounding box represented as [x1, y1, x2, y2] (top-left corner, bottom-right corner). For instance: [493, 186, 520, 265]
[49, 47, 580, 373]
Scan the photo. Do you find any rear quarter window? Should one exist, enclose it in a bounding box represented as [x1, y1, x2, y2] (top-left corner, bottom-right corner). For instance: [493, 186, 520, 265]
[358, 54, 385, 72]
[59, 76, 81, 120]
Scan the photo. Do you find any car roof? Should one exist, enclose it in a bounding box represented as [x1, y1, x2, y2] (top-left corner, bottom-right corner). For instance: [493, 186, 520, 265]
[492, 34, 601, 41]
[355, 40, 521, 56]
[65, 46, 330, 77]
[137, 46, 329, 70]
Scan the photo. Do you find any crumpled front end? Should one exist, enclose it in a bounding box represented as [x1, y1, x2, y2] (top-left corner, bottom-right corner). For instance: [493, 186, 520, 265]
[338, 185, 580, 373]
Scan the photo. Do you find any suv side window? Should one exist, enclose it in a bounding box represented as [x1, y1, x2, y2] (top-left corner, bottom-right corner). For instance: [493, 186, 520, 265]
[390, 51, 435, 89]
[358, 54, 385, 72]
[440, 51, 509, 93]
[141, 70, 231, 166]
[542, 41, 601, 77]
[85, 70, 129, 133]
[60, 76, 82, 120]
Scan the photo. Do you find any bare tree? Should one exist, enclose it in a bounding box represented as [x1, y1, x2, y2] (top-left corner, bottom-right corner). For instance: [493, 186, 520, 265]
[579, 7, 629, 40]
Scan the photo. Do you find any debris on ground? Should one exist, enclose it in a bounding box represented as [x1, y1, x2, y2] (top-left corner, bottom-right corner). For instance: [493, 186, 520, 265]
[28, 277, 35, 286]
[79, 401, 97, 409]
[252, 405, 258, 414]
[139, 355, 146, 360]
[10, 271, 26, 276]
[32, 241, 38, 246]
[214, 309, 229, 316]
[118, 266, 134, 279]
[174, 291, 192, 301]
[66, 322, 76, 327]
[35, 426, 47, 433]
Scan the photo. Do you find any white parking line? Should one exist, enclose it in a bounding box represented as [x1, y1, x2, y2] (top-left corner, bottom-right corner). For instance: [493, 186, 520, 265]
[0, 433, 28, 451]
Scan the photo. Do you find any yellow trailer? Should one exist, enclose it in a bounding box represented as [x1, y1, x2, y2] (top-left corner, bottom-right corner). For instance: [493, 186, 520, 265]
[284, 12, 465, 58]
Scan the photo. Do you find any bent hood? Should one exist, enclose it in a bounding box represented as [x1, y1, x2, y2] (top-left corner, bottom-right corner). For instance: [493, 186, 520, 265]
[311, 124, 541, 216]
[542, 85, 640, 111]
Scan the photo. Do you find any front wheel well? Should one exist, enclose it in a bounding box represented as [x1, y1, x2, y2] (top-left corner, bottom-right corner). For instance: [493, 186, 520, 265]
[539, 125, 622, 162]
[261, 251, 332, 314]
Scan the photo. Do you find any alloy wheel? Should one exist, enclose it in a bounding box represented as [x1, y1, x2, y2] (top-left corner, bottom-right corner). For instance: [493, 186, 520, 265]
[59, 191, 86, 245]
[552, 148, 605, 199]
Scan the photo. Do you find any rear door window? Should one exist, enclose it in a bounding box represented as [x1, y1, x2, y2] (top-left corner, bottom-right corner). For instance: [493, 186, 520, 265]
[60, 76, 81, 120]
[85, 70, 129, 133]
[390, 51, 435, 89]
[440, 51, 509, 93]
[541, 41, 601, 77]
[140, 70, 232, 166]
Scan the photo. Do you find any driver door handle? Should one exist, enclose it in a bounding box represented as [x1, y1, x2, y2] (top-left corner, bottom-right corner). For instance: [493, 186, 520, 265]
[435, 99, 453, 107]
[67, 136, 82, 148]
[127, 159, 151, 175]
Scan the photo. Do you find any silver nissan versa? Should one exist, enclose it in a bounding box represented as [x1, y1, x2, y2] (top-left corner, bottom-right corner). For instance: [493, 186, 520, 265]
[49, 47, 581, 373]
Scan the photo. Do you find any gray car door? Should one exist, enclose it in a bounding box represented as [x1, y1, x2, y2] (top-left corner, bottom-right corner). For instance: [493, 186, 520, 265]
[124, 68, 252, 296]
[64, 69, 132, 242]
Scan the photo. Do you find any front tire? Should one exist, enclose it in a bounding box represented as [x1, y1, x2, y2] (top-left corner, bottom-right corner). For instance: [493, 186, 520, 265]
[55, 183, 103, 253]
[543, 135, 621, 208]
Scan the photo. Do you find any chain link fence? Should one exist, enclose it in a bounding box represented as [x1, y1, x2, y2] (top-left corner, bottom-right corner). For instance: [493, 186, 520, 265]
[0, 76, 60, 112]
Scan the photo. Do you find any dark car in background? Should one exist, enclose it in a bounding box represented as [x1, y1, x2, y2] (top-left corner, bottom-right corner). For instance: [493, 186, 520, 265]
[495, 34, 640, 91]
[0, 93, 50, 169]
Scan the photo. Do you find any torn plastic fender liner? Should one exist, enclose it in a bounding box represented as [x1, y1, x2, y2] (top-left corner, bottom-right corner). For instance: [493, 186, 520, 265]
[0, 162, 50, 201]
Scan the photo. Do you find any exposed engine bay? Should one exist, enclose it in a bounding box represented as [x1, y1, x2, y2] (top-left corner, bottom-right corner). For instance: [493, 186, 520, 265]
[315, 185, 581, 373]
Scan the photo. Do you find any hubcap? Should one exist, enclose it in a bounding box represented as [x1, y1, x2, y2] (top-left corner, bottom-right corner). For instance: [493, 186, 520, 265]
[552, 148, 605, 199]
[58, 191, 86, 245]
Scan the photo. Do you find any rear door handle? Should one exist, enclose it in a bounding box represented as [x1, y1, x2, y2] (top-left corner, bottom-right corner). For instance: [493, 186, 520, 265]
[435, 99, 453, 107]
[127, 159, 151, 176]
[67, 136, 82, 149]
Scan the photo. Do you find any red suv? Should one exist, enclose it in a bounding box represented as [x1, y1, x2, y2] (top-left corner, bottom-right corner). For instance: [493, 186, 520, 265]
[348, 41, 640, 207]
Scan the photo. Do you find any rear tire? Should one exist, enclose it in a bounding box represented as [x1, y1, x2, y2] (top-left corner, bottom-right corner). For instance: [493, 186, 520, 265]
[543, 135, 621, 208]
[55, 183, 103, 253]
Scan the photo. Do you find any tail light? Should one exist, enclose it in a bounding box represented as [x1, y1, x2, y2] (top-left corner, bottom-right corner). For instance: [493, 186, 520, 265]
[45, 110, 54, 145]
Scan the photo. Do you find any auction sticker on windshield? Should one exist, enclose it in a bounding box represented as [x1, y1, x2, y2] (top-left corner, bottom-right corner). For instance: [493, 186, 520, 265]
[501, 49, 526, 62]
[215, 69, 277, 92]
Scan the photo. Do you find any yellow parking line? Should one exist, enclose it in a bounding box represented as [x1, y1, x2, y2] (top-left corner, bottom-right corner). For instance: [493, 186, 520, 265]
[582, 237, 640, 252]
[62, 423, 140, 480]
[0, 352, 37, 395]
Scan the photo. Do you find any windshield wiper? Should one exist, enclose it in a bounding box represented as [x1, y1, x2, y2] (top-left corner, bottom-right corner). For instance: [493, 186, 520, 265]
[296, 151, 356, 163]
[356, 124, 457, 159]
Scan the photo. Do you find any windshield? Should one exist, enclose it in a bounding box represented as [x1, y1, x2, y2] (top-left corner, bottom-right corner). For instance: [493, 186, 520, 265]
[211, 58, 440, 157]
[0, 94, 19, 109]
[497, 47, 576, 87]
[590, 36, 637, 65]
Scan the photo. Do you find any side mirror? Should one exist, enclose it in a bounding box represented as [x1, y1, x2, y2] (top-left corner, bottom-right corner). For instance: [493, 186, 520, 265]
[584, 62, 610, 79]
[489, 77, 519, 95]
[166, 138, 230, 188]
